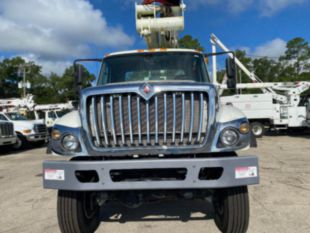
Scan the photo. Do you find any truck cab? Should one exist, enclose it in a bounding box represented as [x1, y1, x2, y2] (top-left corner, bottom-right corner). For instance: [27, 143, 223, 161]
[0, 112, 48, 149]
[44, 49, 259, 233]
[35, 109, 71, 129]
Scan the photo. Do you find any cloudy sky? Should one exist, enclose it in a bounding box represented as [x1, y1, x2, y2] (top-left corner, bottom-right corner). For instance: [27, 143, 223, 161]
[0, 0, 309, 75]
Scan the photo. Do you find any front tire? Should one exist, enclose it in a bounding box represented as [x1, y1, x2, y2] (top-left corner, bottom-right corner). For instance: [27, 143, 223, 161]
[12, 135, 26, 150]
[213, 186, 249, 233]
[250, 122, 265, 138]
[57, 190, 101, 233]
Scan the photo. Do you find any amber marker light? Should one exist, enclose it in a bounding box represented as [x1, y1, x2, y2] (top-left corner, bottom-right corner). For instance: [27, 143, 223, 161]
[239, 123, 250, 134]
[51, 129, 62, 140]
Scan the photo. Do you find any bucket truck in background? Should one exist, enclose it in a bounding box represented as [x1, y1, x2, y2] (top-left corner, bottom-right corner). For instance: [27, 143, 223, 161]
[33, 102, 74, 130]
[0, 95, 74, 149]
[210, 34, 310, 137]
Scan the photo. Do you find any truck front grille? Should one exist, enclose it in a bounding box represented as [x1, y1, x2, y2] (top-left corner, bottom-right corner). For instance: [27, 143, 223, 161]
[86, 91, 208, 148]
[0, 122, 14, 137]
[34, 124, 47, 133]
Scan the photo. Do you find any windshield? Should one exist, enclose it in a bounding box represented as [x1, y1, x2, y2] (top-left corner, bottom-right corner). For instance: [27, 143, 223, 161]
[56, 110, 70, 118]
[7, 112, 28, 121]
[98, 52, 210, 85]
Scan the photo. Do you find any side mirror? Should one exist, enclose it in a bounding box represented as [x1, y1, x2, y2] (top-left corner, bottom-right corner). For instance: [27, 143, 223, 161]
[74, 64, 83, 88]
[226, 57, 237, 89]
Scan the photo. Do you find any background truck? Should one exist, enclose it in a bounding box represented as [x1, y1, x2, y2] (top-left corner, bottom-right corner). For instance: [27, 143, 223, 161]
[0, 95, 73, 131]
[210, 34, 310, 137]
[0, 120, 16, 147]
[33, 103, 74, 130]
[43, 1, 259, 233]
[0, 112, 48, 149]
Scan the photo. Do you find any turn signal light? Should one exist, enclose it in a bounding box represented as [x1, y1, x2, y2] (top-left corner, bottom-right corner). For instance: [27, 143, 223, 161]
[239, 123, 250, 134]
[51, 129, 61, 140]
[22, 129, 32, 134]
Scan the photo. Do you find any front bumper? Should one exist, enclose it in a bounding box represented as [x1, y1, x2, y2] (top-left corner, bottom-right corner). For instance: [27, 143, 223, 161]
[43, 156, 259, 191]
[26, 133, 48, 142]
[0, 137, 17, 146]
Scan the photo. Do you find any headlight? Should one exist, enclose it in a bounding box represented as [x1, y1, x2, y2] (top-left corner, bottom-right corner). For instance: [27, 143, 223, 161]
[220, 128, 239, 146]
[23, 129, 32, 134]
[62, 134, 79, 151]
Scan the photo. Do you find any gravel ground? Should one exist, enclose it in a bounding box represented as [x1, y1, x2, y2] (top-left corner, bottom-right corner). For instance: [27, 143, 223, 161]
[0, 134, 309, 233]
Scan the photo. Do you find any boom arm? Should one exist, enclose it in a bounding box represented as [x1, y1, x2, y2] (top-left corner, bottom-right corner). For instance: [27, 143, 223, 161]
[210, 34, 288, 103]
[136, 0, 185, 49]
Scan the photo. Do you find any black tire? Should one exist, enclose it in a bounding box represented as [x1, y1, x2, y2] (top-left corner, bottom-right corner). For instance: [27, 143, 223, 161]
[250, 122, 265, 138]
[57, 190, 101, 233]
[213, 186, 249, 233]
[12, 135, 27, 150]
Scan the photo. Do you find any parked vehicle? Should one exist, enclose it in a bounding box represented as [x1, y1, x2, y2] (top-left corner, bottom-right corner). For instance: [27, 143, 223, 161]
[210, 34, 310, 137]
[33, 103, 74, 129]
[0, 95, 73, 131]
[0, 120, 16, 147]
[43, 1, 259, 233]
[0, 112, 48, 149]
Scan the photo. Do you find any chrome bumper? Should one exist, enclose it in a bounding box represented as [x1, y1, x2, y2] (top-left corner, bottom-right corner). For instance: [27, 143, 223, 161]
[43, 156, 259, 191]
[0, 137, 17, 146]
[26, 133, 48, 142]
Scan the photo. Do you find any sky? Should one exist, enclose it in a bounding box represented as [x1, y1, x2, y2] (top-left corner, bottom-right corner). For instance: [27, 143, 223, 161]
[0, 0, 309, 76]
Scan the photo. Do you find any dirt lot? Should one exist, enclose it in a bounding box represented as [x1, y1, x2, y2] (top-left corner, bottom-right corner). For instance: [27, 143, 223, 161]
[0, 135, 310, 233]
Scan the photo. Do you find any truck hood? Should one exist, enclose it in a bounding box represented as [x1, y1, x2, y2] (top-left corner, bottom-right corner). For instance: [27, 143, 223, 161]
[11, 119, 44, 130]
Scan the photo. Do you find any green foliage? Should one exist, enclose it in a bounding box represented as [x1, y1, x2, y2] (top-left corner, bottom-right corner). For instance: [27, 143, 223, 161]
[179, 35, 204, 51]
[0, 57, 95, 103]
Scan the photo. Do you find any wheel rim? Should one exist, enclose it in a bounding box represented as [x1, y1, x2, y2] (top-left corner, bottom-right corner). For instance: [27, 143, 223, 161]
[252, 125, 262, 136]
[13, 138, 22, 149]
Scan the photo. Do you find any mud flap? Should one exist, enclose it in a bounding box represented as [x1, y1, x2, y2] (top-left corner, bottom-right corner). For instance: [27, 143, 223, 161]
[250, 132, 257, 148]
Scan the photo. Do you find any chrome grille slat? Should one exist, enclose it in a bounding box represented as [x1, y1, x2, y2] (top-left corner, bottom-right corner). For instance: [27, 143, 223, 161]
[180, 93, 185, 143]
[100, 96, 109, 145]
[163, 94, 167, 144]
[146, 101, 150, 144]
[109, 96, 117, 145]
[137, 96, 142, 145]
[172, 93, 176, 144]
[188, 93, 195, 143]
[118, 96, 125, 145]
[197, 93, 204, 143]
[91, 97, 101, 146]
[128, 95, 134, 145]
[155, 96, 159, 144]
[87, 91, 208, 149]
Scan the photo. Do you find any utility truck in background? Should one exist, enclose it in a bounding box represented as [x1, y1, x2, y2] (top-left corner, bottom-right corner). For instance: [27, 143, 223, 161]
[0, 95, 74, 134]
[33, 102, 74, 130]
[0, 96, 49, 149]
[43, 1, 259, 233]
[210, 34, 310, 137]
[0, 111, 48, 149]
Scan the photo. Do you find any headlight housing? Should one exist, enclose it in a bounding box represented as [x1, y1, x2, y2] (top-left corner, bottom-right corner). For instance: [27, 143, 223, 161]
[220, 128, 239, 146]
[62, 134, 79, 151]
[23, 129, 32, 134]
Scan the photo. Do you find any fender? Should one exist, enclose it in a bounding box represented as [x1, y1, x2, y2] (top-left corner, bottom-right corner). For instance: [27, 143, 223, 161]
[217, 104, 246, 123]
[55, 111, 81, 128]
